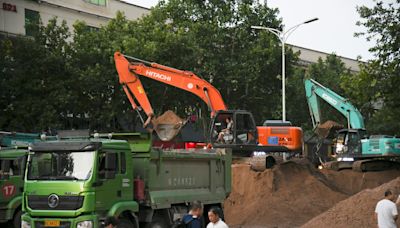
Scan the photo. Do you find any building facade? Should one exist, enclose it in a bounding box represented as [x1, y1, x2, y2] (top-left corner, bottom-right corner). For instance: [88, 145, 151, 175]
[0, 0, 149, 36]
[290, 44, 362, 73]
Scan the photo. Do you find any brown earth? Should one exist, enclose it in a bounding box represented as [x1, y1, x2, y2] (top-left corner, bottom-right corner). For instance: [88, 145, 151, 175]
[302, 177, 400, 228]
[225, 159, 400, 228]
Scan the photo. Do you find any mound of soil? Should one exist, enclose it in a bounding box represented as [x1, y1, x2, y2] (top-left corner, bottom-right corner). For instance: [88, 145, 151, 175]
[225, 159, 400, 228]
[224, 161, 347, 228]
[302, 177, 400, 228]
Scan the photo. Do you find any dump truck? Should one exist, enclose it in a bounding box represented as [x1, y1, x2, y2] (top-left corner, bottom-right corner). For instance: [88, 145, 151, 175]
[0, 148, 27, 228]
[0, 132, 53, 228]
[21, 132, 231, 228]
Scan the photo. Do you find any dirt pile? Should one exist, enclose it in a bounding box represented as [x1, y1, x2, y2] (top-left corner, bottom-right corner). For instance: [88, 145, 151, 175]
[302, 177, 400, 228]
[225, 159, 400, 228]
[224, 161, 347, 228]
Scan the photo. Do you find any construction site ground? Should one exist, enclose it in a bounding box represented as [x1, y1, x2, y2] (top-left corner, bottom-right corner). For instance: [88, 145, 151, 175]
[225, 158, 400, 228]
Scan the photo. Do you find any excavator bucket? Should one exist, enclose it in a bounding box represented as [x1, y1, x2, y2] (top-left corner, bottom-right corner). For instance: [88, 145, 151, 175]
[151, 110, 185, 141]
[315, 120, 344, 139]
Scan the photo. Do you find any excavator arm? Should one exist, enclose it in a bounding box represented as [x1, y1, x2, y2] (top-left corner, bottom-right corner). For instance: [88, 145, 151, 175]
[114, 52, 227, 126]
[304, 78, 365, 129]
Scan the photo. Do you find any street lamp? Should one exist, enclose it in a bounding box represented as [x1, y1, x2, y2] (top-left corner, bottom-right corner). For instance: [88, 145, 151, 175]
[251, 17, 318, 122]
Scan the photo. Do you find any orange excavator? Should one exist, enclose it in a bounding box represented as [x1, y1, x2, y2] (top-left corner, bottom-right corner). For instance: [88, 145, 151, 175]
[114, 52, 302, 156]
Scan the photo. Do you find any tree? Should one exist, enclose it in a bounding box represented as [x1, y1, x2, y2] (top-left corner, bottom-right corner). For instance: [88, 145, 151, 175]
[70, 0, 298, 129]
[342, 0, 400, 134]
[1, 0, 299, 132]
[0, 18, 73, 132]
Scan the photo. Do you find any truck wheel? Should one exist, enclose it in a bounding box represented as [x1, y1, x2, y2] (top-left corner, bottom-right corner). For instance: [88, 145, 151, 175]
[146, 218, 168, 228]
[266, 155, 276, 169]
[13, 210, 22, 228]
[118, 218, 134, 228]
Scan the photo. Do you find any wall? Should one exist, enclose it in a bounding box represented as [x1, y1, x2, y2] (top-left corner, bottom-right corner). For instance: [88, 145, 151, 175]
[0, 0, 149, 35]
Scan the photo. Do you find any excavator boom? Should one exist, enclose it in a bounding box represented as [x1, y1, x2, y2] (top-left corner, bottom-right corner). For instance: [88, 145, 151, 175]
[304, 78, 365, 130]
[114, 52, 227, 121]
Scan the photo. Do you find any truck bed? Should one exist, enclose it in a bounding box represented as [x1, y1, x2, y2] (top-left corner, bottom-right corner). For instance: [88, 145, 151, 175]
[132, 148, 231, 209]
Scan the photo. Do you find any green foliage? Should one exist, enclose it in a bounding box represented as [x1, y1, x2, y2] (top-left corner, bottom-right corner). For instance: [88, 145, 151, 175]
[344, 0, 400, 134]
[0, 18, 72, 131]
[1, 0, 299, 131]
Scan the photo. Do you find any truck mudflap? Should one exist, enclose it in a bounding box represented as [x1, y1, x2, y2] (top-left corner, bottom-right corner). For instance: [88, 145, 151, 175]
[21, 213, 100, 228]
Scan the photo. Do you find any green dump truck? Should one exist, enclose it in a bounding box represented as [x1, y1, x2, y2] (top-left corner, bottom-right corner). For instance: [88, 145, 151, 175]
[21, 132, 231, 228]
[0, 132, 57, 228]
[0, 148, 27, 228]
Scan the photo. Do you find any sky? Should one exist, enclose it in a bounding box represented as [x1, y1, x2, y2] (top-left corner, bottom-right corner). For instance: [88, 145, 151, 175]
[126, 0, 377, 61]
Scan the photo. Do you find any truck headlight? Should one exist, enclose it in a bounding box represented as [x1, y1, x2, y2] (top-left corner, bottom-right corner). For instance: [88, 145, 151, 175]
[77, 220, 93, 228]
[21, 221, 31, 228]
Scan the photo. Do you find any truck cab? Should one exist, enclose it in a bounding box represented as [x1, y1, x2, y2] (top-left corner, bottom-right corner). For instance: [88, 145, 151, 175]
[22, 139, 138, 228]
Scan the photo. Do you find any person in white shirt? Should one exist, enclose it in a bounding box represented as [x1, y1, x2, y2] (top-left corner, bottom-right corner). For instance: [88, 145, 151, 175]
[375, 189, 398, 228]
[207, 207, 228, 228]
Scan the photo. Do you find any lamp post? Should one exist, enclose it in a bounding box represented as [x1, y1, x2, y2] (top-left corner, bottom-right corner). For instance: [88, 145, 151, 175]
[251, 17, 318, 122]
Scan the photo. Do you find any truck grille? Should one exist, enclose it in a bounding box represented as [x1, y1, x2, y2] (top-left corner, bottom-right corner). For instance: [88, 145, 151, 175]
[28, 195, 84, 210]
[34, 221, 71, 228]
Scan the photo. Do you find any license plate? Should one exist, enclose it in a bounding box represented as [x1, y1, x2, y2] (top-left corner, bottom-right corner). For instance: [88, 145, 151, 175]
[44, 220, 60, 227]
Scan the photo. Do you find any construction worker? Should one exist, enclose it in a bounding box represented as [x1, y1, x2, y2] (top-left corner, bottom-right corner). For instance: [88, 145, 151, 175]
[207, 207, 228, 228]
[375, 189, 398, 228]
[181, 200, 204, 228]
[217, 117, 233, 143]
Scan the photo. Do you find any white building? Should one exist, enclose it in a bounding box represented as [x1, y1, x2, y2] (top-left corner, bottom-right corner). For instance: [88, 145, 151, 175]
[290, 44, 362, 73]
[0, 0, 149, 36]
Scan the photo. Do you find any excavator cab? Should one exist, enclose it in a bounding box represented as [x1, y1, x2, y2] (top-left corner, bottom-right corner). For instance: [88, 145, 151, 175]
[335, 129, 366, 156]
[210, 110, 258, 148]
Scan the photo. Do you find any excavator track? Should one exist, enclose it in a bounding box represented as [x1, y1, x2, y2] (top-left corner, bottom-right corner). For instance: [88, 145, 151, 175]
[323, 161, 353, 171]
[352, 159, 400, 172]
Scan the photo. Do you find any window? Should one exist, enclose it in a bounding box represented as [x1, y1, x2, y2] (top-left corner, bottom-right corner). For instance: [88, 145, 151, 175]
[0, 157, 24, 179]
[85, 0, 106, 6]
[25, 9, 40, 36]
[86, 26, 99, 32]
[120, 153, 126, 174]
[27, 152, 95, 180]
[98, 152, 118, 179]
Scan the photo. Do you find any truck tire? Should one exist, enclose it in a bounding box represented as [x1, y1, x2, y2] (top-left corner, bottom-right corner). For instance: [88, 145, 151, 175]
[118, 218, 134, 228]
[265, 155, 276, 169]
[13, 210, 22, 228]
[146, 218, 169, 228]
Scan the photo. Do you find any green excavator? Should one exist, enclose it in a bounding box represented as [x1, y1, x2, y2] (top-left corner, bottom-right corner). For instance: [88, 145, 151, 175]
[304, 79, 400, 171]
